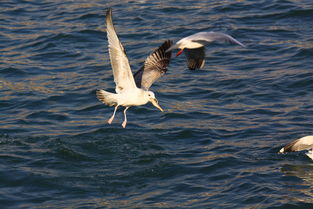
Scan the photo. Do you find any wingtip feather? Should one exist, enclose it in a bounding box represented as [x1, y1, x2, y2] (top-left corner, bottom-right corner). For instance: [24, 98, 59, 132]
[105, 8, 113, 29]
[106, 8, 112, 18]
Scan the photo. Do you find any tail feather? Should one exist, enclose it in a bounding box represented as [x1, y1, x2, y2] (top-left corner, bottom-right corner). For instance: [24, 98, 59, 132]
[96, 90, 118, 106]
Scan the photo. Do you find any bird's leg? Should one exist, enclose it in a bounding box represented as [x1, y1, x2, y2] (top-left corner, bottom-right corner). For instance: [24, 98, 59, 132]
[176, 48, 184, 56]
[108, 105, 119, 124]
[121, 107, 129, 128]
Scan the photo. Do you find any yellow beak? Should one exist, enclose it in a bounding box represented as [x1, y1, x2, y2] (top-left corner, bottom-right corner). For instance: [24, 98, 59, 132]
[150, 98, 164, 112]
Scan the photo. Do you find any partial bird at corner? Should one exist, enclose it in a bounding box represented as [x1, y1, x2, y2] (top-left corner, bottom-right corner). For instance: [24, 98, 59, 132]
[166, 32, 245, 70]
[96, 8, 172, 128]
[279, 135, 313, 160]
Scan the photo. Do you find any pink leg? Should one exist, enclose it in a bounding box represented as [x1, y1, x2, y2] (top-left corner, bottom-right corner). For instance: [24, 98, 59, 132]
[121, 107, 129, 128]
[108, 105, 119, 124]
[176, 48, 184, 56]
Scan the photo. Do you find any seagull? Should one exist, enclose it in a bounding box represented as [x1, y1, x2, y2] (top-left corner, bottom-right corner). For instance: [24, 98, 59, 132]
[166, 32, 245, 70]
[279, 135, 313, 160]
[96, 8, 172, 128]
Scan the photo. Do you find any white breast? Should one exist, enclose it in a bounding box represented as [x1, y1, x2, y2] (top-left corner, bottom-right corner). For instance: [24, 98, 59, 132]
[118, 89, 148, 106]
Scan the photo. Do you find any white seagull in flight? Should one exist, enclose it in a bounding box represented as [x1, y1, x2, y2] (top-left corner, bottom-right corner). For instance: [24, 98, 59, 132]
[96, 8, 172, 128]
[166, 31, 245, 70]
[279, 135, 313, 160]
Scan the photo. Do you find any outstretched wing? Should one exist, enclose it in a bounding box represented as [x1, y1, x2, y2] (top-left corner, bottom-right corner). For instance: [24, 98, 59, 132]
[191, 32, 245, 47]
[106, 8, 137, 93]
[280, 136, 313, 153]
[184, 47, 205, 70]
[134, 40, 172, 90]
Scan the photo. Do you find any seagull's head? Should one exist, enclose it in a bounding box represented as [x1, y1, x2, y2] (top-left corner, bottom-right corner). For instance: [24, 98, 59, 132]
[165, 42, 184, 57]
[146, 91, 163, 112]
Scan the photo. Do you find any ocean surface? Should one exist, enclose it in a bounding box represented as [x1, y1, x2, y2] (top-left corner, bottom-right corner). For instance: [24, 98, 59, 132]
[1, 0, 313, 208]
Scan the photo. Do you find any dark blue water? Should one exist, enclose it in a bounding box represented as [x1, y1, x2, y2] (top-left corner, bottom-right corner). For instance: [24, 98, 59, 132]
[1, 0, 313, 208]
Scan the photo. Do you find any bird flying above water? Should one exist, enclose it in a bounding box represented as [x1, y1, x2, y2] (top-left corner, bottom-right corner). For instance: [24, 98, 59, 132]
[279, 135, 313, 160]
[166, 32, 245, 70]
[96, 8, 172, 128]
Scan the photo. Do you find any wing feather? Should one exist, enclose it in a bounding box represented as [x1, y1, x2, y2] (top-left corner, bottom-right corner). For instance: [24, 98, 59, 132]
[184, 47, 205, 70]
[134, 40, 172, 90]
[191, 32, 245, 47]
[281, 136, 313, 153]
[106, 8, 136, 93]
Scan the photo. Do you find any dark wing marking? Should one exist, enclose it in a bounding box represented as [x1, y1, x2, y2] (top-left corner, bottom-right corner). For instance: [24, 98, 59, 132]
[184, 47, 205, 70]
[282, 139, 302, 152]
[134, 40, 172, 90]
[281, 138, 313, 153]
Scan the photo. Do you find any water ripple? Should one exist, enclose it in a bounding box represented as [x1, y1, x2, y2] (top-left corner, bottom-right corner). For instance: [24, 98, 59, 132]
[1, 0, 313, 208]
